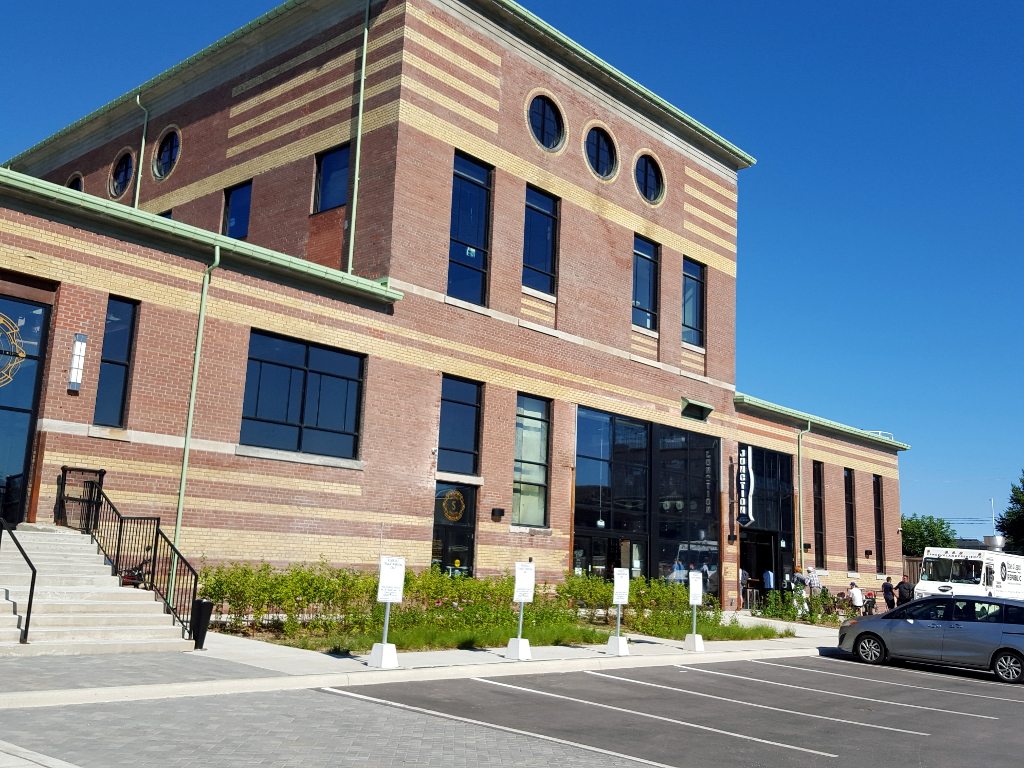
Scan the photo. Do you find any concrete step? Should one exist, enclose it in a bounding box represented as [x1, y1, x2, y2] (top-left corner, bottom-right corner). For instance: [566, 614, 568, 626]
[18, 624, 185, 642]
[0, 555, 109, 570]
[0, 637, 194, 657]
[3, 543, 103, 557]
[2, 599, 167, 615]
[1, 611, 176, 629]
[2, 586, 162, 602]
[0, 561, 113, 575]
[0, 573, 120, 587]
[0, 627, 22, 642]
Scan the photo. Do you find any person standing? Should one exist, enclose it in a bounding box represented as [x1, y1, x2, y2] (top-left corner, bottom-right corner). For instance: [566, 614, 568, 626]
[806, 566, 822, 593]
[881, 576, 896, 611]
[739, 567, 750, 610]
[849, 582, 865, 616]
[763, 567, 775, 592]
[793, 566, 808, 615]
[895, 574, 915, 606]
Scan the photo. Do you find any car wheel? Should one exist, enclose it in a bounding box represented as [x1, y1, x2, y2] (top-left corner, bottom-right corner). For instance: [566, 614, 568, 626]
[855, 634, 886, 664]
[992, 651, 1024, 684]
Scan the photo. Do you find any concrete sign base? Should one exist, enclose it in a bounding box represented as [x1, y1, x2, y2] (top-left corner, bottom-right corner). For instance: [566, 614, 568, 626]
[369, 642, 398, 668]
[605, 636, 629, 656]
[505, 637, 532, 660]
[682, 633, 705, 652]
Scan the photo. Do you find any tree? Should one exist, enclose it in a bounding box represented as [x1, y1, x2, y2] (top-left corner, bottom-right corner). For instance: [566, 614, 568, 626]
[901, 514, 957, 557]
[995, 470, 1024, 554]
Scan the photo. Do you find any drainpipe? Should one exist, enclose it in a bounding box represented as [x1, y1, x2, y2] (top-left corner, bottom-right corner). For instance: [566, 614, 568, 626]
[345, 0, 372, 274]
[133, 95, 149, 209]
[796, 420, 812, 571]
[172, 246, 220, 558]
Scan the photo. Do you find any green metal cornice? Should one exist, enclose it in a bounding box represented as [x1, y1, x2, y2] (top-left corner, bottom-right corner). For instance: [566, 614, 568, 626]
[0, 166, 403, 304]
[734, 393, 910, 451]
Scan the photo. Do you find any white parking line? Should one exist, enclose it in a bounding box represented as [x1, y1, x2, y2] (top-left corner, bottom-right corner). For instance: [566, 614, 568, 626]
[471, 677, 839, 758]
[320, 688, 682, 768]
[823, 656, 1020, 688]
[753, 660, 1024, 704]
[675, 665, 998, 719]
[584, 671, 929, 735]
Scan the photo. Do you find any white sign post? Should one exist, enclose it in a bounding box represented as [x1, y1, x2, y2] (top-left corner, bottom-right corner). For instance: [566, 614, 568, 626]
[683, 569, 705, 652]
[506, 562, 535, 660]
[369, 556, 405, 668]
[606, 568, 630, 656]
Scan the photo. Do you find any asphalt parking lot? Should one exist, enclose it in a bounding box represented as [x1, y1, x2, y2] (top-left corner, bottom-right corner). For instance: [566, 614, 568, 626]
[333, 653, 1024, 768]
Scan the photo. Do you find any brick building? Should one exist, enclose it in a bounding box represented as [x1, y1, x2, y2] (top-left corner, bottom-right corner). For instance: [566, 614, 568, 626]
[0, 0, 907, 608]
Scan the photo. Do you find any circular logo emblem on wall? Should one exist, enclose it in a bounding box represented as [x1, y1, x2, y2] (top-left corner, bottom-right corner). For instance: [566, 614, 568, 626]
[0, 312, 27, 389]
[442, 490, 466, 522]
[1001, 563, 1008, 581]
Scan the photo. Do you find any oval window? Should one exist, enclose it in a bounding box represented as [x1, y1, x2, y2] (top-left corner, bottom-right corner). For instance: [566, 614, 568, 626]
[528, 95, 563, 150]
[67, 176, 83, 192]
[110, 153, 133, 197]
[635, 155, 663, 202]
[154, 131, 180, 179]
[585, 127, 616, 178]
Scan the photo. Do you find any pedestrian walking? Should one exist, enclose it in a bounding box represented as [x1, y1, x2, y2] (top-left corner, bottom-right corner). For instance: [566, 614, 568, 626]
[849, 582, 865, 616]
[806, 566, 822, 593]
[739, 567, 750, 609]
[895, 574, 915, 606]
[793, 566, 808, 615]
[881, 576, 896, 611]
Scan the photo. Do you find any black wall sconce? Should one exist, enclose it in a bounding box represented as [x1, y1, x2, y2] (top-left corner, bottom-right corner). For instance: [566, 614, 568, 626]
[864, 549, 873, 558]
[491, 508, 505, 522]
[803, 543, 812, 551]
[727, 534, 737, 543]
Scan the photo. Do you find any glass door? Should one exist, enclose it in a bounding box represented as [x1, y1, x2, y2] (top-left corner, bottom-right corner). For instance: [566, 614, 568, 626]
[432, 483, 476, 576]
[0, 295, 49, 525]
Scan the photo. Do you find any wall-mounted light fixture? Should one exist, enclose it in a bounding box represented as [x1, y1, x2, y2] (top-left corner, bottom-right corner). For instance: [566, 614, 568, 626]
[68, 333, 87, 392]
[727, 534, 737, 543]
[803, 543, 812, 551]
[864, 549, 873, 558]
[491, 507, 505, 522]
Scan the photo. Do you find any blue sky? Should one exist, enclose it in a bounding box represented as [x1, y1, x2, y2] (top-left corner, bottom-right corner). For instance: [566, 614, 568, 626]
[2, 1, 1021, 539]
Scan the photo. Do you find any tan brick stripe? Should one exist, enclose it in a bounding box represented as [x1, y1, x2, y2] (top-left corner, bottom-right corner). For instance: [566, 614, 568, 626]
[404, 51, 498, 110]
[684, 202, 737, 236]
[402, 76, 497, 132]
[685, 166, 737, 201]
[406, 3, 501, 65]
[520, 297, 555, 314]
[685, 186, 736, 217]
[404, 27, 499, 88]
[684, 220, 735, 253]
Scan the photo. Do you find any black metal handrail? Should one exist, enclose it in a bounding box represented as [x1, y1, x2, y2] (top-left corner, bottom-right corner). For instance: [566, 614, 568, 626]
[0, 517, 37, 643]
[57, 469, 199, 640]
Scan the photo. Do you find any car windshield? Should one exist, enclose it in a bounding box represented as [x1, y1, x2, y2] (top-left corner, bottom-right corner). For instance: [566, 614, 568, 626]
[921, 557, 951, 582]
[950, 559, 983, 585]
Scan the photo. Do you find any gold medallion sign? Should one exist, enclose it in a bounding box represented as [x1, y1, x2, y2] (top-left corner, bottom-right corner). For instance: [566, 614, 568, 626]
[442, 489, 466, 521]
[0, 312, 27, 389]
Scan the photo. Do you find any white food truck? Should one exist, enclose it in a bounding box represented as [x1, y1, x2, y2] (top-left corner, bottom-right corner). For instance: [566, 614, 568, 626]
[915, 546, 1024, 600]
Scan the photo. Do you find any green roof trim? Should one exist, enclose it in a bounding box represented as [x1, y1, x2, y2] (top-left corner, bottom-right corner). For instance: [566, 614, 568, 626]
[0, 166, 403, 304]
[734, 393, 910, 451]
[471, 0, 755, 169]
[5, 0, 754, 172]
[3, 0, 312, 169]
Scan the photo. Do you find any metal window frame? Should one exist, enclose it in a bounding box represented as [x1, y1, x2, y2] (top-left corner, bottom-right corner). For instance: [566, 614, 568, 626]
[111, 153, 134, 197]
[222, 180, 253, 238]
[844, 467, 857, 572]
[528, 96, 564, 150]
[313, 143, 351, 214]
[447, 152, 494, 306]
[585, 127, 616, 178]
[682, 257, 706, 347]
[872, 474, 885, 573]
[437, 373, 483, 475]
[635, 155, 663, 202]
[154, 132, 179, 178]
[812, 460, 826, 569]
[522, 185, 559, 294]
[92, 297, 139, 429]
[512, 394, 551, 527]
[632, 234, 659, 331]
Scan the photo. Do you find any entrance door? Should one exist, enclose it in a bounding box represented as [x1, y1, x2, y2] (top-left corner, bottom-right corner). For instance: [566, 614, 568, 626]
[740, 530, 779, 595]
[432, 483, 476, 576]
[0, 295, 49, 526]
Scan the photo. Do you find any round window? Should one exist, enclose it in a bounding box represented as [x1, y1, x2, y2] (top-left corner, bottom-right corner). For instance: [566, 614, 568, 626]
[585, 127, 616, 178]
[154, 131, 180, 179]
[110, 153, 133, 197]
[67, 176, 83, 192]
[528, 95, 563, 150]
[635, 154, 663, 202]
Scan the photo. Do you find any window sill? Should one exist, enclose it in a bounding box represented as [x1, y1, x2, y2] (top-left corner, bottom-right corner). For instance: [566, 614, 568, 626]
[874, 574, 888, 580]
[681, 341, 706, 354]
[435, 470, 484, 486]
[631, 325, 659, 339]
[847, 571, 861, 579]
[815, 570, 830, 576]
[234, 444, 365, 470]
[521, 286, 556, 304]
[509, 525, 552, 536]
[88, 426, 131, 442]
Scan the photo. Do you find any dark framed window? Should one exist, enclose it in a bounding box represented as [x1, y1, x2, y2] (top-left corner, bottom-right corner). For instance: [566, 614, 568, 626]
[632, 236, 659, 331]
[437, 375, 482, 475]
[241, 331, 363, 459]
[93, 298, 138, 428]
[67, 176, 83, 192]
[223, 181, 253, 239]
[158, 211, 172, 219]
[522, 187, 558, 295]
[528, 95, 563, 150]
[635, 155, 663, 202]
[812, 460, 826, 569]
[844, 468, 857, 572]
[585, 127, 616, 178]
[154, 132, 179, 178]
[682, 258, 705, 347]
[314, 145, 350, 212]
[873, 475, 885, 573]
[433, 482, 476, 577]
[110, 153, 133, 198]
[513, 395, 549, 527]
[447, 154, 492, 306]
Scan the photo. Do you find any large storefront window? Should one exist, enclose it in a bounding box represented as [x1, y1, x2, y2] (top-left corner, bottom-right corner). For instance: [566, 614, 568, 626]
[0, 295, 49, 525]
[738, 445, 794, 596]
[574, 407, 719, 589]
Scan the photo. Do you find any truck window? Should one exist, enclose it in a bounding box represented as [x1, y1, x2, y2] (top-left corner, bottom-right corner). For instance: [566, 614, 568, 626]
[949, 559, 983, 585]
[921, 557, 952, 582]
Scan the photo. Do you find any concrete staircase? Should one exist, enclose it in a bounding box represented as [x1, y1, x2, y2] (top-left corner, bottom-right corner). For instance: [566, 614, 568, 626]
[0, 524, 193, 656]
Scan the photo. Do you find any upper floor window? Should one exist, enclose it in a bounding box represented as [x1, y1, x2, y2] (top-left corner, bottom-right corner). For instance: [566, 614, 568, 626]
[437, 375, 482, 475]
[844, 468, 857, 572]
[522, 187, 558, 295]
[813, 460, 826, 569]
[513, 395, 550, 527]
[67, 175, 83, 192]
[224, 181, 253, 239]
[682, 258, 705, 347]
[873, 475, 885, 573]
[93, 298, 138, 428]
[153, 131, 180, 179]
[528, 96, 563, 150]
[585, 127, 616, 178]
[110, 153, 133, 198]
[314, 145, 350, 212]
[632, 235, 659, 331]
[635, 155, 663, 203]
[241, 331, 364, 459]
[447, 154, 492, 306]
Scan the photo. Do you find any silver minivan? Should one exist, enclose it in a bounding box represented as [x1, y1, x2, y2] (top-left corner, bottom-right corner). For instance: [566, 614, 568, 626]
[838, 596, 1024, 683]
